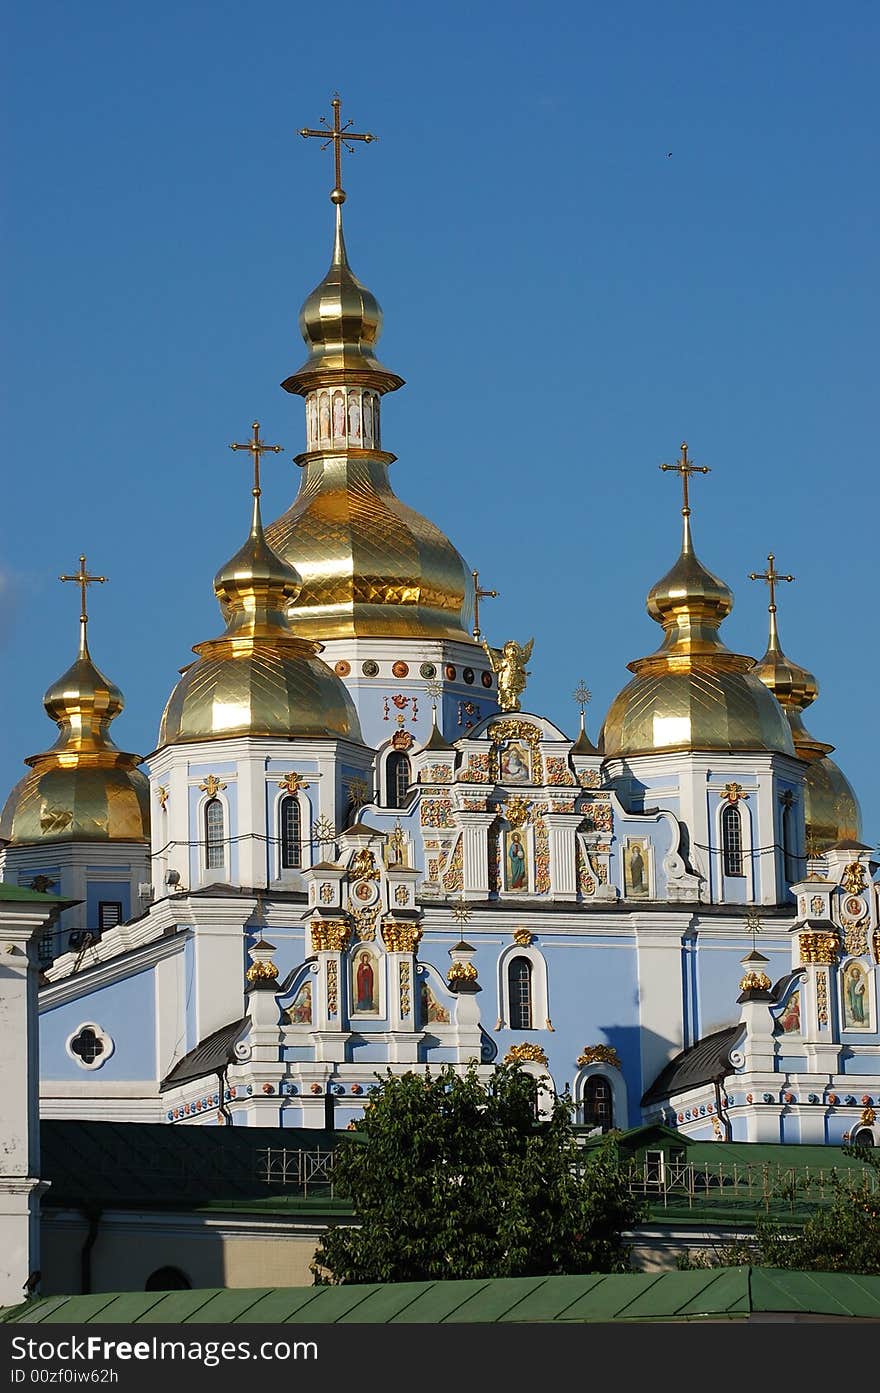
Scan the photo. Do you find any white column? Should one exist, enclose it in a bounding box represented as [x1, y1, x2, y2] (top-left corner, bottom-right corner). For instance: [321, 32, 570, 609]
[188, 893, 255, 1041]
[544, 812, 582, 900]
[455, 811, 495, 896]
[634, 914, 690, 1099]
[0, 897, 57, 1306]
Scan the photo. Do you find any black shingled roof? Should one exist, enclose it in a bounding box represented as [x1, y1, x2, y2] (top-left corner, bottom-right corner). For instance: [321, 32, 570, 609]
[641, 1024, 743, 1106]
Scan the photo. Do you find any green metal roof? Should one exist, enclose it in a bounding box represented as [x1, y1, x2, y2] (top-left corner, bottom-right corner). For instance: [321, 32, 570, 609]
[0, 883, 72, 904]
[4, 1269, 880, 1324]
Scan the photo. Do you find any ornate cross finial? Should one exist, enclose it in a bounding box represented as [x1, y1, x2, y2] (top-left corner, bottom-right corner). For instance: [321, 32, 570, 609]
[745, 911, 763, 952]
[60, 554, 108, 656]
[472, 569, 499, 640]
[300, 94, 377, 206]
[424, 679, 443, 710]
[230, 421, 283, 496]
[748, 552, 794, 615]
[573, 681, 592, 715]
[659, 441, 710, 518]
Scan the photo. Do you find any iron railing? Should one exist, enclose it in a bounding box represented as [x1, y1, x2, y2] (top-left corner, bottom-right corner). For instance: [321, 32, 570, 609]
[625, 1156, 878, 1213]
[256, 1147, 337, 1196]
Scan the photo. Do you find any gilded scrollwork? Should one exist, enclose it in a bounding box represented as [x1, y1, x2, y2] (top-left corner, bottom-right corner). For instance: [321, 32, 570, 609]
[504, 1042, 548, 1065]
[576, 1044, 621, 1070]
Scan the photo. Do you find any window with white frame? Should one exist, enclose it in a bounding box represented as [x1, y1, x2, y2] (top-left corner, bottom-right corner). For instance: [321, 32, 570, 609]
[205, 797, 225, 870]
[386, 752, 411, 809]
[280, 795, 302, 870]
[507, 956, 533, 1030]
[721, 802, 744, 877]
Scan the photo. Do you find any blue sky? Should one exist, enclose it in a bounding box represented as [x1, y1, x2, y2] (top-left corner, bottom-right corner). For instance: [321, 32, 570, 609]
[2, 2, 877, 844]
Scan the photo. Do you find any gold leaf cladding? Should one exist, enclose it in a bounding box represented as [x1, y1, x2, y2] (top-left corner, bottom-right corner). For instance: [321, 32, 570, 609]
[504, 1042, 548, 1065]
[311, 920, 351, 953]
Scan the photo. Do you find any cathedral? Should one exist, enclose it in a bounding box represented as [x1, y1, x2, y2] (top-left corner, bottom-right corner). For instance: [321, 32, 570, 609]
[1, 101, 877, 1158]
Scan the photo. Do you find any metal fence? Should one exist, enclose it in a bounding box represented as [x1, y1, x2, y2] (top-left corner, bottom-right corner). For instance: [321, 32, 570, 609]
[256, 1147, 337, 1196]
[625, 1154, 879, 1213]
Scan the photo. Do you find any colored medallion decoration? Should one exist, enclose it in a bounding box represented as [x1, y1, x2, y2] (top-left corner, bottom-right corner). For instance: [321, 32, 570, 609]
[392, 660, 409, 678]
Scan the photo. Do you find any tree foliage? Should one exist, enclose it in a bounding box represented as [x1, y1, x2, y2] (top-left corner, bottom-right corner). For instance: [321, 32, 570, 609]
[312, 1062, 645, 1285]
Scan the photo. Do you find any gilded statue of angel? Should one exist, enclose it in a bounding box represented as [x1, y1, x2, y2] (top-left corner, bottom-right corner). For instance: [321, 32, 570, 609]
[482, 637, 534, 712]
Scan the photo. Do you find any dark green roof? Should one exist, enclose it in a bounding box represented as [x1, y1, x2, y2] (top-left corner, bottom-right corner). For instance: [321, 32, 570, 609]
[39, 1120, 340, 1211]
[4, 1269, 880, 1324]
[0, 883, 75, 905]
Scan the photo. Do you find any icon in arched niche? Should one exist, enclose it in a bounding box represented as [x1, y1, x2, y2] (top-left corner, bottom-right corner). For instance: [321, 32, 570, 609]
[362, 393, 374, 446]
[500, 741, 530, 783]
[307, 396, 318, 447]
[842, 960, 870, 1030]
[285, 980, 312, 1025]
[777, 990, 801, 1035]
[319, 391, 331, 442]
[332, 390, 346, 440]
[352, 950, 380, 1014]
[505, 829, 529, 892]
[348, 393, 361, 441]
[420, 980, 450, 1025]
[623, 838, 650, 898]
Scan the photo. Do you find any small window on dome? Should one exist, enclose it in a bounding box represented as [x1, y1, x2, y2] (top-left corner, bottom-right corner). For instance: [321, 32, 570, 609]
[205, 798, 225, 870]
[280, 795, 302, 870]
[722, 802, 744, 877]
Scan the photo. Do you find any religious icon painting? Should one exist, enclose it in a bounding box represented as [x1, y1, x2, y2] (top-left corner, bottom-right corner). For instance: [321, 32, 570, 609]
[285, 980, 312, 1026]
[776, 989, 801, 1035]
[500, 741, 530, 783]
[842, 960, 871, 1030]
[623, 837, 650, 898]
[420, 980, 450, 1025]
[352, 949, 380, 1015]
[505, 828, 529, 893]
[332, 389, 346, 440]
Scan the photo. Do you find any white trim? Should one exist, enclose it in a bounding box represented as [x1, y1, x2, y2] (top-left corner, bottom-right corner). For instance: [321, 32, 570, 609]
[199, 791, 230, 885]
[65, 1021, 115, 1071]
[496, 942, 549, 1031]
[573, 1063, 629, 1130]
[712, 796, 755, 902]
[272, 786, 312, 880]
[349, 942, 386, 1019]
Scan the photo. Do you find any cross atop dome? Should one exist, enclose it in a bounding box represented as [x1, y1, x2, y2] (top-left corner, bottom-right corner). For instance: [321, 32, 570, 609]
[660, 441, 710, 520]
[59, 554, 108, 658]
[300, 94, 377, 206]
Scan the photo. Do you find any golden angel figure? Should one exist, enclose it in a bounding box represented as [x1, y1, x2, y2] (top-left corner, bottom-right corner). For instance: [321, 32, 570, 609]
[482, 637, 534, 712]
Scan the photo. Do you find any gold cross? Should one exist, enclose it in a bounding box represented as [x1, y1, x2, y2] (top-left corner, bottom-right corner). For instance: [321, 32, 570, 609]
[300, 94, 377, 205]
[60, 554, 107, 652]
[472, 569, 499, 640]
[748, 552, 794, 614]
[659, 441, 710, 517]
[229, 421, 283, 495]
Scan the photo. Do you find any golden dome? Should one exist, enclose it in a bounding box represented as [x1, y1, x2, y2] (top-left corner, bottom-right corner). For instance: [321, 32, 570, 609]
[0, 613, 148, 845]
[601, 455, 794, 759]
[159, 482, 363, 746]
[748, 566, 862, 851]
[282, 209, 404, 394]
[268, 206, 474, 641]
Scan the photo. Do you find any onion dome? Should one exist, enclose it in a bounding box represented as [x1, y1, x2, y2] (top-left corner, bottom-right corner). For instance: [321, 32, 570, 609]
[748, 560, 861, 853]
[601, 446, 794, 759]
[0, 577, 148, 845]
[267, 202, 473, 641]
[158, 473, 362, 746]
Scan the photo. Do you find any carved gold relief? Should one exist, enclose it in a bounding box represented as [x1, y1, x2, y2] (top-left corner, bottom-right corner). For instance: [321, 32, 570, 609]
[246, 959, 279, 986]
[349, 848, 380, 881]
[382, 921, 422, 954]
[199, 775, 227, 798]
[817, 971, 828, 1028]
[576, 1044, 621, 1070]
[504, 1042, 548, 1065]
[447, 960, 478, 986]
[513, 928, 533, 947]
[799, 930, 839, 965]
[842, 861, 867, 895]
[311, 920, 351, 953]
[740, 969, 772, 993]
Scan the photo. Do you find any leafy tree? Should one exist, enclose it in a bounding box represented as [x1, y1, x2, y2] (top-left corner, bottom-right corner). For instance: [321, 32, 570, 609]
[312, 1062, 645, 1284]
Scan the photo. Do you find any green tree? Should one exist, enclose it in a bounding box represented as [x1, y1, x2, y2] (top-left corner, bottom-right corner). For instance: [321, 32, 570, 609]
[312, 1062, 645, 1284]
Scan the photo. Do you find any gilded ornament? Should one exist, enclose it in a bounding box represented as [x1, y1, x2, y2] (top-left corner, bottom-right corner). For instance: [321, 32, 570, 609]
[394, 884, 409, 906]
[451, 896, 472, 926]
[391, 728, 414, 751]
[246, 959, 279, 987]
[504, 1042, 548, 1066]
[481, 637, 533, 713]
[441, 837, 464, 893]
[720, 782, 748, 804]
[199, 775, 227, 798]
[809, 895, 824, 916]
[327, 959, 338, 1015]
[578, 769, 601, 789]
[312, 815, 336, 844]
[319, 883, 334, 904]
[874, 930, 880, 965]
[817, 971, 829, 1028]
[503, 796, 532, 829]
[156, 785, 169, 811]
[843, 923, 869, 958]
[739, 969, 772, 993]
[311, 920, 351, 953]
[349, 848, 380, 881]
[842, 861, 867, 895]
[352, 908, 378, 942]
[799, 930, 839, 965]
[460, 753, 491, 784]
[447, 960, 478, 986]
[345, 777, 370, 812]
[513, 928, 533, 947]
[861, 1107, 876, 1126]
[382, 921, 422, 954]
[534, 815, 550, 895]
[545, 757, 575, 787]
[576, 1044, 622, 1070]
[399, 961, 411, 1016]
[278, 771, 310, 795]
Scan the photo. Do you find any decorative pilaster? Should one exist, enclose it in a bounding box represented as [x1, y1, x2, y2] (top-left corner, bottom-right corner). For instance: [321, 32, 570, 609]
[543, 811, 582, 900]
[454, 809, 496, 897]
[381, 917, 422, 1062]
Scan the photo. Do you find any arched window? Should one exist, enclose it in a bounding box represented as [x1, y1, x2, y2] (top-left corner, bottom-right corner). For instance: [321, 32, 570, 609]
[721, 802, 743, 877]
[145, 1267, 191, 1291]
[386, 752, 411, 809]
[280, 795, 301, 870]
[582, 1075, 613, 1131]
[853, 1129, 875, 1149]
[205, 798, 225, 870]
[508, 956, 532, 1030]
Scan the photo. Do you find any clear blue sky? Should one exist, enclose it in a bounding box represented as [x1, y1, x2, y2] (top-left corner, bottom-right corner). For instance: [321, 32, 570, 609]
[2, 2, 877, 844]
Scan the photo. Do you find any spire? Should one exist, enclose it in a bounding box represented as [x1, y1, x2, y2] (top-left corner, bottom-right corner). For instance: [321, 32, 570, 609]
[748, 554, 830, 760]
[59, 554, 107, 660]
[633, 442, 739, 676]
[47, 555, 125, 755]
[571, 680, 598, 755]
